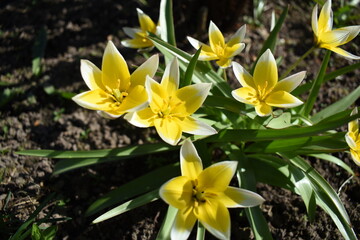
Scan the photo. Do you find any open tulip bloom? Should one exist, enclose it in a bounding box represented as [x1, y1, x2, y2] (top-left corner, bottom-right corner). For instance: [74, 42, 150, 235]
[312, 0, 360, 59]
[345, 108, 360, 166]
[231, 49, 305, 117]
[121, 8, 160, 49]
[125, 58, 217, 145]
[72, 41, 159, 118]
[159, 140, 265, 240]
[187, 21, 246, 68]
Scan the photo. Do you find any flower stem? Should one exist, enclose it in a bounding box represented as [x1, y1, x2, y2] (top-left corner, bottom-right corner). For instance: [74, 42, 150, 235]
[280, 46, 316, 79]
[223, 68, 227, 81]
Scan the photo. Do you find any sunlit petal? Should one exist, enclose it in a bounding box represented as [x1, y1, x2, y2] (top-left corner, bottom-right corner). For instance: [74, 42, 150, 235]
[124, 107, 154, 128]
[345, 133, 357, 150]
[350, 149, 360, 166]
[180, 140, 203, 179]
[181, 116, 217, 136]
[326, 46, 360, 60]
[102, 41, 130, 91]
[171, 207, 197, 240]
[216, 58, 232, 68]
[218, 187, 265, 208]
[72, 89, 114, 111]
[196, 199, 230, 240]
[231, 87, 258, 105]
[137, 8, 156, 33]
[161, 58, 179, 94]
[349, 108, 359, 133]
[209, 21, 225, 52]
[273, 71, 306, 92]
[312, 4, 319, 36]
[160, 176, 193, 209]
[225, 43, 245, 58]
[318, 0, 333, 34]
[253, 49, 278, 91]
[265, 91, 303, 108]
[227, 25, 246, 47]
[97, 110, 122, 119]
[117, 85, 148, 113]
[320, 27, 360, 46]
[176, 83, 211, 115]
[187, 37, 217, 61]
[80, 60, 104, 91]
[130, 54, 159, 88]
[197, 161, 237, 192]
[121, 38, 154, 49]
[232, 62, 255, 88]
[146, 75, 167, 110]
[255, 103, 272, 117]
[154, 118, 182, 145]
[122, 27, 140, 38]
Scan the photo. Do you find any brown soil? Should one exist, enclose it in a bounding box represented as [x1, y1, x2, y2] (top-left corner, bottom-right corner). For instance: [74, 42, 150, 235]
[1, 0, 359, 239]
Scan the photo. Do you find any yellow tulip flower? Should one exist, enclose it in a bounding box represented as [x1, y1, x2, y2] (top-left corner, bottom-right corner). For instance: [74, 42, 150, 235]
[232, 49, 305, 117]
[187, 21, 246, 68]
[159, 140, 264, 239]
[312, 0, 360, 59]
[345, 108, 360, 165]
[72, 41, 159, 118]
[125, 58, 217, 145]
[121, 8, 159, 49]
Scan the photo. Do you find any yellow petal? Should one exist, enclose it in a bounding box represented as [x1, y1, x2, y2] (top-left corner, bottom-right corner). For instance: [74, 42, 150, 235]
[312, 4, 319, 37]
[80, 59, 104, 90]
[72, 89, 114, 111]
[137, 8, 157, 33]
[146, 76, 168, 111]
[123, 27, 139, 38]
[227, 25, 246, 47]
[176, 83, 211, 115]
[232, 62, 255, 88]
[161, 58, 179, 95]
[117, 85, 148, 113]
[255, 103, 273, 117]
[273, 71, 306, 92]
[350, 149, 360, 166]
[154, 117, 182, 145]
[216, 58, 232, 68]
[349, 108, 359, 134]
[327, 46, 360, 60]
[102, 41, 130, 91]
[159, 176, 193, 209]
[171, 207, 197, 240]
[231, 87, 258, 105]
[187, 37, 218, 61]
[345, 132, 357, 150]
[224, 43, 245, 58]
[181, 116, 217, 136]
[195, 199, 230, 240]
[197, 161, 237, 192]
[121, 37, 154, 49]
[253, 49, 278, 92]
[320, 26, 360, 46]
[180, 140, 203, 179]
[318, 0, 333, 34]
[265, 91, 303, 108]
[129, 54, 159, 88]
[218, 187, 265, 208]
[124, 107, 154, 128]
[209, 21, 225, 53]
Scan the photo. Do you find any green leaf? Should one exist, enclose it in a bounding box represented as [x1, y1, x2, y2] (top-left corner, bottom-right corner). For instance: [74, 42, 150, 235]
[92, 189, 159, 223]
[204, 95, 245, 114]
[300, 50, 331, 117]
[42, 225, 57, 240]
[85, 163, 179, 216]
[156, 205, 177, 240]
[266, 112, 292, 129]
[159, 0, 176, 47]
[32, 26, 47, 77]
[196, 221, 205, 240]
[323, 62, 360, 83]
[181, 46, 201, 88]
[308, 153, 354, 175]
[311, 85, 360, 123]
[251, 5, 288, 73]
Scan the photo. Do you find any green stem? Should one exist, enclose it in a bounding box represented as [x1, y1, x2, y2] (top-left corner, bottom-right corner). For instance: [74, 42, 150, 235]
[223, 68, 227, 81]
[280, 46, 316, 79]
[196, 221, 205, 240]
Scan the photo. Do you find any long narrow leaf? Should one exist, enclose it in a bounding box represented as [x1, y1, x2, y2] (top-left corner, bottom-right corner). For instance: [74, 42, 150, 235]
[156, 205, 177, 240]
[159, 0, 176, 46]
[308, 153, 354, 175]
[181, 46, 202, 88]
[92, 189, 159, 223]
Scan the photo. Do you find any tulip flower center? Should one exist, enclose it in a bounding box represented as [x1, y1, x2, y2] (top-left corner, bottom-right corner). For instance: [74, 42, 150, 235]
[112, 88, 128, 103]
[154, 96, 185, 119]
[214, 42, 226, 58]
[243, 81, 272, 105]
[191, 179, 217, 206]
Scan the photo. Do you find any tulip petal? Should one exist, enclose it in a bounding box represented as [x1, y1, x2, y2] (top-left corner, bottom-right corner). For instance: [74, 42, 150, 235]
[180, 140, 203, 179]
[130, 54, 159, 88]
[349, 108, 359, 133]
[209, 21, 225, 52]
[137, 8, 156, 33]
[255, 103, 273, 117]
[187, 37, 218, 61]
[121, 38, 154, 49]
[123, 27, 140, 38]
[320, 26, 360, 46]
[72, 89, 114, 111]
[124, 107, 154, 128]
[273, 71, 306, 92]
[227, 25, 246, 47]
[216, 58, 232, 68]
[159, 176, 194, 210]
[117, 85, 148, 113]
[350, 149, 360, 166]
[266, 91, 303, 108]
[231, 87, 258, 105]
[171, 207, 197, 240]
[161, 58, 179, 94]
[196, 199, 230, 240]
[318, 0, 333, 34]
[345, 133, 357, 150]
[102, 41, 130, 91]
[253, 49, 278, 91]
[218, 187, 265, 208]
[80, 60, 104, 91]
[327, 46, 360, 60]
[197, 161, 237, 192]
[146, 76, 167, 111]
[176, 83, 211, 115]
[154, 118, 182, 145]
[232, 62, 255, 88]
[312, 4, 319, 36]
[181, 116, 217, 136]
[225, 43, 245, 58]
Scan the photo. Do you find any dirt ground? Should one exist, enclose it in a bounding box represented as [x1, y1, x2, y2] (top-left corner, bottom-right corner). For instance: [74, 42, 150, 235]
[1, 0, 359, 239]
